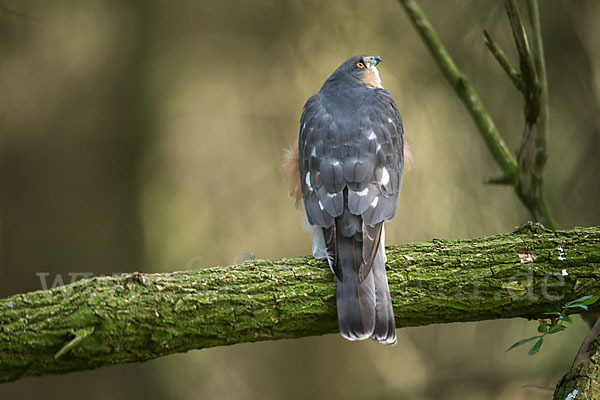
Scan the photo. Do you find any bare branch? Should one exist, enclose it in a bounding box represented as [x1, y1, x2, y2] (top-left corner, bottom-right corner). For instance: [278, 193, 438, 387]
[397, 0, 517, 181]
[397, 0, 557, 228]
[483, 30, 524, 92]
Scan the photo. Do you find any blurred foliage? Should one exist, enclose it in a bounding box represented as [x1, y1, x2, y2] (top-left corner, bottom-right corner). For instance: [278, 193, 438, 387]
[0, 0, 598, 399]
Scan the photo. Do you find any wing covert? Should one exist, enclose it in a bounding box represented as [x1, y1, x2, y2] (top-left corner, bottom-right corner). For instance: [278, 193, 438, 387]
[298, 89, 404, 229]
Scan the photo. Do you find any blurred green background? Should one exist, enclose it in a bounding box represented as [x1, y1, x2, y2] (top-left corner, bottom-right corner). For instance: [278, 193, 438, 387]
[1, 0, 599, 399]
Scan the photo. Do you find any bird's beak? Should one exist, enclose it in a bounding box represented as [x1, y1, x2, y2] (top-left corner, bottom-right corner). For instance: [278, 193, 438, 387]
[364, 56, 382, 69]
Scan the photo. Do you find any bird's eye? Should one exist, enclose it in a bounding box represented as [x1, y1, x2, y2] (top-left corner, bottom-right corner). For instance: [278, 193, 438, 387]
[356, 62, 365, 69]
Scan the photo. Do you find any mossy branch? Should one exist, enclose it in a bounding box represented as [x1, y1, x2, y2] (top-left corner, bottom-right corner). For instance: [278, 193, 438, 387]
[1, 224, 599, 384]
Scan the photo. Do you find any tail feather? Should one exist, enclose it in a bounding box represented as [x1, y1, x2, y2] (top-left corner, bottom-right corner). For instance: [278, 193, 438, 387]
[370, 240, 397, 345]
[335, 232, 376, 340]
[332, 225, 396, 344]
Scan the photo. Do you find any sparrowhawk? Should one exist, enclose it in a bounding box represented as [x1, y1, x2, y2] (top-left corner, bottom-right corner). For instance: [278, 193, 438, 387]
[283, 55, 404, 344]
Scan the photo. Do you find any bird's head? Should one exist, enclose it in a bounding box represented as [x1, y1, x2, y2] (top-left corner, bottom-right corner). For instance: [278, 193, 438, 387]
[325, 55, 383, 89]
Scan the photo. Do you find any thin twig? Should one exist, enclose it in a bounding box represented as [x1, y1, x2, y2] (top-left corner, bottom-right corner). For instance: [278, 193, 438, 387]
[54, 327, 95, 359]
[483, 30, 524, 92]
[527, 0, 548, 170]
[397, 0, 557, 229]
[397, 0, 517, 182]
[505, 0, 540, 210]
[504, 0, 556, 229]
[527, 0, 554, 229]
[505, 0, 540, 122]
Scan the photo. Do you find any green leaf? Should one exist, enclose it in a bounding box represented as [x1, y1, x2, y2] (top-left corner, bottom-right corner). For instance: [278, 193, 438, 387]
[580, 295, 599, 305]
[560, 315, 573, 323]
[566, 304, 588, 311]
[506, 336, 541, 352]
[537, 324, 547, 333]
[544, 312, 562, 316]
[528, 338, 544, 355]
[566, 295, 597, 306]
[547, 324, 567, 334]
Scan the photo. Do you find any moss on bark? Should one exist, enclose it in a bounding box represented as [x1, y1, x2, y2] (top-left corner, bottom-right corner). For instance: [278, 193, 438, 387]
[0, 224, 599, 383]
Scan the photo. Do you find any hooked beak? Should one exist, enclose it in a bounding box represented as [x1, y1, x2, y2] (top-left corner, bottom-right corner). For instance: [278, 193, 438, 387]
[364, 56, 382, 68]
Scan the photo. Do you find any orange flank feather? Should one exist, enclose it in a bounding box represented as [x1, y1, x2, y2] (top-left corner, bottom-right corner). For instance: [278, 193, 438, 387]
[403, 138, 413, 172]
[282, 142, 302, 208]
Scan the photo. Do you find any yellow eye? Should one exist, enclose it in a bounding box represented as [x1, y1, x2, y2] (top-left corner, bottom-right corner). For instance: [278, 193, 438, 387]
[356, 62, 365, 68]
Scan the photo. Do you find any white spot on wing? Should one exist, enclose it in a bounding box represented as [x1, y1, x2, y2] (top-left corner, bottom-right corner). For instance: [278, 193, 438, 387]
[376, 144, 381, 151]
[380, 168, 390, 185]
[318, 200, 325, 210]
[387, 118, 393, 123]
[305, 172, 311, 189]
[370, 197, 379, 208]
[368, 130, 376, 140]
[332, 160, 340, 166]
[357, 188, 369, 196]
[311, 147, 316, 157]
[327, 192, 337, 198]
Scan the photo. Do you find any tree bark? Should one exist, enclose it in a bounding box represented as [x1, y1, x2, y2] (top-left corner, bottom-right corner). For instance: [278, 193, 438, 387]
[0, 224, 599, 383]
[554, 319, 600, 399]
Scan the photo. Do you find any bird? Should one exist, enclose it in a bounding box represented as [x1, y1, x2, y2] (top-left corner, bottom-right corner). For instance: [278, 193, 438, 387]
[283, 55, 405, 344]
